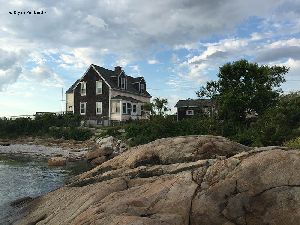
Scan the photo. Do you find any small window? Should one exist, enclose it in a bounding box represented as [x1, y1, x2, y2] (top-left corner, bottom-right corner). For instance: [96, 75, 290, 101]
[140, 83, 145, 92]
[132, 104, 137, 113]
[141, 105, 144, 115]
[96, 81, 102, 94]
[186, 110, 194, 115]
[127, 103, 132, 114]
[80, 82, 86, 96]
[121, 77, 126, 89]
[80, 102, 86, 115]
[122, 103, 127, 114]
[96, 102, 102, 114]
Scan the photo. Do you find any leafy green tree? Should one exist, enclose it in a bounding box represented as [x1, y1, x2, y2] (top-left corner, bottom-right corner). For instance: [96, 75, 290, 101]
[143, 98, 170, 117]
[197, 59, 289, 124]
[153, 97, 169, 116]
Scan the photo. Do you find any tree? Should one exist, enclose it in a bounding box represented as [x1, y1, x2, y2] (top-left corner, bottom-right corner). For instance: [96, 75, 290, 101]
[197, 59, 289, 124]
[144, 98, 170, 117]
[153, 98, 169, 116]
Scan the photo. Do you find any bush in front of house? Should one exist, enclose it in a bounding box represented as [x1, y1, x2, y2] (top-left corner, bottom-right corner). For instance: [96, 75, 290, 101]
[125, 115, 222, 146]
[48, 127, 93, 141]
[0, 113, 85, 140]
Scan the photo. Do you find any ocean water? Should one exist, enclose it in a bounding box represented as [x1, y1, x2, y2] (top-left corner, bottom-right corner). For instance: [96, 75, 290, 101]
[0, 155, 89, 224]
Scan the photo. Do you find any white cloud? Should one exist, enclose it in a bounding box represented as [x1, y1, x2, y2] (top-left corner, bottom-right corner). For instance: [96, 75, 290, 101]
[147, 59, 159, 64]
[85, 15, 108, 29]
[28, 65, 64, 87]
[0, 66, 22, 91]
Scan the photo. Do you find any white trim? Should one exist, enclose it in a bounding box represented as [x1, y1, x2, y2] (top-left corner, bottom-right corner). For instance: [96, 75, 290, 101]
[109, 88, 111, 121]
[72, 65, 93, 90]
[96, 80, 103, 94]
[176, 105, 199, 108]
[91, 65, 112, 88]
[96, 101, 102, 115]
[186, 109, 194, 115]
[80, 102, 86, 115]
[80, 81, 86, 96]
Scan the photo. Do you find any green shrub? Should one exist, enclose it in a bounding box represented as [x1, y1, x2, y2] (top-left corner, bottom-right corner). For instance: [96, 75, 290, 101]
[283, 137, 300, 149]
[0, 114, 83, 140]
[49, 127, 92, 141]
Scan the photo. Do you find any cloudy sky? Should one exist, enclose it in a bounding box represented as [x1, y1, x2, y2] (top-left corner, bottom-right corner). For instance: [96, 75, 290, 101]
[0, 0, 300, 116]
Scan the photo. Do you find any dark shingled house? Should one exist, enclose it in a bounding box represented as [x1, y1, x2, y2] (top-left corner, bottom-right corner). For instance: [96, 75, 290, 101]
[175, 99, 216, 121]
[66, 64, 151, 125]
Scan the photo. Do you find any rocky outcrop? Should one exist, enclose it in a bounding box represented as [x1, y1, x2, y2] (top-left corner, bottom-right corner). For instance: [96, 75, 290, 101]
[48, 157, 67, 166]
[14, 135, 300, 225]
[85, 136, 128, 166]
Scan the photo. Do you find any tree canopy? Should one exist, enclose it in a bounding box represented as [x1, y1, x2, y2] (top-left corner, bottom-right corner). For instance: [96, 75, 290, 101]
[197, 59, 289, 124]
[143, 97, 169, 117]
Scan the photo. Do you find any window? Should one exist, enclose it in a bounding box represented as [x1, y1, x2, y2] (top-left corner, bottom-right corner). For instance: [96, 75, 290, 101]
[186, 110, 194, 115]
[121, 77, 126, 89]
[80, 102, 86, 115]
[141, 105, 144, 115]
[127, 103, 132, 114]
[96, 81, 102, 94]
[140, 83, 145, 92]
[96, 102, 102, 114]
[122, 103, 127, 114]
[111, 102, 120, 113]
[132, 104, 137, 113]
[80, 82, 86, 96]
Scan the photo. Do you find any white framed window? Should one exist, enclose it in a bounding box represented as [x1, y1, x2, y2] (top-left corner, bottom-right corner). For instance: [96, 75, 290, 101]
[186, 110, 194, 115]
[122, 103, 127, 114]
[127, 103, 132, 114]
[80, 82, 86, 96]
[132, 104, 137, 114]
[80, 102, 86, 115]
[121, 77, 126, 89]
[140, 83, 145, 92]
[111, 102, 120, 113]
[96, 80, 102, 94]
[96, 102, 102, 115]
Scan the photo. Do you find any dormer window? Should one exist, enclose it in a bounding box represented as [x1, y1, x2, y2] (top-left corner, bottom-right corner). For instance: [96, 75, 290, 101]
[80, 82, 86, 96]
[140, 83, 145, 92]
[121, 77, 126, 89]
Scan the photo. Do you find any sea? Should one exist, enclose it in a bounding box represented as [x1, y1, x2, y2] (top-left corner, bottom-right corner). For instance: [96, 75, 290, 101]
[0, 151, 89, 224]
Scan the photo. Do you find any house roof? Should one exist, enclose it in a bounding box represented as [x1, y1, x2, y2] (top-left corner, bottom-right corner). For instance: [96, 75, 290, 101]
[175, 99, 213, 108]
[111, 95, 142, 103]
[66, 79, 80, 93]
[65, 64, 151, 98]
[93, 64, 151, 97]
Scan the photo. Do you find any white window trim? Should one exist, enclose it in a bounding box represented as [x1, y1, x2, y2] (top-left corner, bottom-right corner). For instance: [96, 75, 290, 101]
[122, 102, 127, 114]
[140, 83, 145, 92]
[121, 77, 126, 89]
[132, 104, 137, 114]
[186, 109, 194, 115]
[80, 102, 86, 115]
[127, 102, 132, 115]
[96, 80, 103, 94]
[96, 102, 102, 115]
[80, 82, 86, 96]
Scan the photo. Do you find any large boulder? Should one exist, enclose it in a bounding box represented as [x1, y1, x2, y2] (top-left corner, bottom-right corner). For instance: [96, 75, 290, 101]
[14, 136, 300, 225]
[85, 146, 114, 160]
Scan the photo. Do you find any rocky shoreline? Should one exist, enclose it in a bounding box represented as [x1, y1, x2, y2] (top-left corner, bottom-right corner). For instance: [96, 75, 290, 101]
[11, 135, 300, 225]
[0, 136, 128, 164]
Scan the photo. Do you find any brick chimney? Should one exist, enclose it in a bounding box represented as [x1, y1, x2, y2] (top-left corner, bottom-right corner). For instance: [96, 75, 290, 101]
[114, 66, 122, 75]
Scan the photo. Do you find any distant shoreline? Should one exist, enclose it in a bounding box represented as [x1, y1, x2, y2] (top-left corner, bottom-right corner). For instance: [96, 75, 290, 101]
[0, 137, 95, 161]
